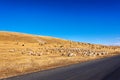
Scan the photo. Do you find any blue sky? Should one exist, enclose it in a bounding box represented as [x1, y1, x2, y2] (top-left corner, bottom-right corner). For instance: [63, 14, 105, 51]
[0, 0, 120, 45]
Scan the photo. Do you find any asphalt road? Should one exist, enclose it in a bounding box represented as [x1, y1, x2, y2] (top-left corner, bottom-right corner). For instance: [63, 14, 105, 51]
[2, 55, 120, 80]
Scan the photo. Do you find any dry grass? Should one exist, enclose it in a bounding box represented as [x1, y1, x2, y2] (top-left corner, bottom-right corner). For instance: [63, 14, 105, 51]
[0, 52, 110, 79]
[0, 31, 120, 79]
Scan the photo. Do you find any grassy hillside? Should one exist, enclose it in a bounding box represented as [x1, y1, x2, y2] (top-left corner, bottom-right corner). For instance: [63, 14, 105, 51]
[0, 31, 120, 79]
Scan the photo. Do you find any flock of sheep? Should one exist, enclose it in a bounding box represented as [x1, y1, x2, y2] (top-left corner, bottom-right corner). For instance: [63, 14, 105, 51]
[8, 41, 120, 57]
[9, 47, 109, 57]
[48, 48, 109, 57]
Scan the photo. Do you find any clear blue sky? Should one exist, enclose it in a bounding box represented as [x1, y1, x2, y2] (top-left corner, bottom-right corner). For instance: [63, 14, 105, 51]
[0, 0, 120, 45]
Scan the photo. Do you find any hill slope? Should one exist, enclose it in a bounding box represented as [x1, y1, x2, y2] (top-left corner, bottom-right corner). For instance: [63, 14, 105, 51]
[0, 31, 120, 79]
[0, 31, 119, 55]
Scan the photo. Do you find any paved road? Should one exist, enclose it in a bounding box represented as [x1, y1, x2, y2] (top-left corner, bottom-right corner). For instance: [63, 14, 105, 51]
[2, 55, 120, 80]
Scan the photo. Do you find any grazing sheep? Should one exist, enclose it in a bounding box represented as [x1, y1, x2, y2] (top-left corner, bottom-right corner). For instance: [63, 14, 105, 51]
[68, 53, 76, 57]
[36, 52, 43, 56]
[28, 51, 35, 55]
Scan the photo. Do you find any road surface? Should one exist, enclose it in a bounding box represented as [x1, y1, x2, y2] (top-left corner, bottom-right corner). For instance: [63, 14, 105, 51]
[2, 55, 120, 80]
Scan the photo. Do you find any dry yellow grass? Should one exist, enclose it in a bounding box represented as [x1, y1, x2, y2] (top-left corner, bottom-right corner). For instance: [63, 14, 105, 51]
[0, 31, 120, 79]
